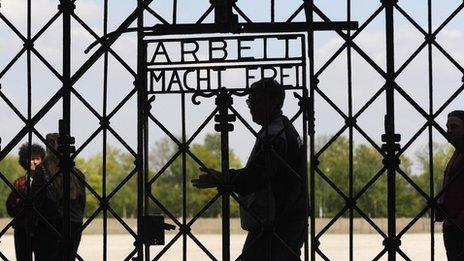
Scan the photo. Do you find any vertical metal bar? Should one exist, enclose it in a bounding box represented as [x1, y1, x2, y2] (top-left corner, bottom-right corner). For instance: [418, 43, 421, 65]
[143, 64, 149, 261]
[181, 92, 187, 261]
[26, 0, 33, 257]
[347, 0, 354, 260]
[301, 33, 309, 260]
[303, 1, 316, 260]
[271, 0, 275, 23]
[61, 0, 72, 259]
[103, 0, 109, 260]
[384, 1, 396, 260]
[137, 0, 146, 259]
[173, 0, 178, 24]
[27, 2, 31, 128]
[427, 0, 435, 260]
[219, 92, 231, 261]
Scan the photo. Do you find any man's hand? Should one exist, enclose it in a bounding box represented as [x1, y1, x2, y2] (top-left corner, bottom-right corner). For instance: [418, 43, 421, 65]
[191, 168, 221, 189]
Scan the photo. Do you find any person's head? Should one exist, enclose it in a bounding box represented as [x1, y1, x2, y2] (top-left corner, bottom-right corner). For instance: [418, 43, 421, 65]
[18, 143, 46, 172]
[45, 133, 59, 151]
[44, 132, 62, 177]
[247, 78, 285, 125]
[447, 110, 464, 150]
[45, 132, 82, 200]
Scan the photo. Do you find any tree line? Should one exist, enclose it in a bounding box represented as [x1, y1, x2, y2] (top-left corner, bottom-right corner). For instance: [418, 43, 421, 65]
[0, 134, 452, 219]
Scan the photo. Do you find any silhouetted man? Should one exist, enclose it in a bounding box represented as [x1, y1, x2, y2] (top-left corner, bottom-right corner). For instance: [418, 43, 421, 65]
[192, 79, 306, 260]
[439, 110, 464, 260]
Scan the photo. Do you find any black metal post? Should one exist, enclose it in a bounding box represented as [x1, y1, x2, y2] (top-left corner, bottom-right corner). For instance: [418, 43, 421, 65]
[303, 1, 317, 260]
[427, 1, 435, 260]
[137, 0, 146, 259]
[211, 0, 238, 33]
[347, 1, 354, 260]
[383, 1, 400, 260]
[214, 90, 234, 261]
[300, 34, 310, 261]
[59, 0, 75, 259]
[26, 0, 33, 258]
[102, 1, 110, 259]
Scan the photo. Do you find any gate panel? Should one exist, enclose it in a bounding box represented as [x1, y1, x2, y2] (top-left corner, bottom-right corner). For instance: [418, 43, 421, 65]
[144, 33, 309, 260]
[1, 1, 463, 260]
[0, 0, 143, 260]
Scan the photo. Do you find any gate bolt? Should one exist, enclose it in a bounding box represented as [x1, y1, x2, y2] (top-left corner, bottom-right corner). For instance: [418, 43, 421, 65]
[179, 225, 191, 234]
[58, 0, 76, 13]
[425, 34, 436, 43]
[382, 237, 401, 250]
[345, 198, 356, 209]
[100, 119, 110, 128]
[23, 40, 34, 49]
[178, 144, 190, 153]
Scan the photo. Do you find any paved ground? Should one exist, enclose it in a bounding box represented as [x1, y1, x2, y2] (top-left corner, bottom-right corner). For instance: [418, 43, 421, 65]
[0, 233, 447, 260]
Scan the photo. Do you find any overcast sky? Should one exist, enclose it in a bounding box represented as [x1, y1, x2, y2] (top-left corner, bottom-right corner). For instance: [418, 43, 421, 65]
[1, 0, 464, 174]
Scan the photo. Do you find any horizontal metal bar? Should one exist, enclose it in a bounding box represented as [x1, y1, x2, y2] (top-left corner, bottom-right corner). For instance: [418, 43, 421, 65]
[147, 58, 304, 67]
[144, 33, 305, 42]
[147, 21, 359, 36]
[147, 61, 304, 70]
[148, 86, 304, 94]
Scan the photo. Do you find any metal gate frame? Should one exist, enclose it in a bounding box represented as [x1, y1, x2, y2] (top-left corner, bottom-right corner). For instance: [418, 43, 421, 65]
[142, 32, 311, 261]
[1, 0, 463, 260]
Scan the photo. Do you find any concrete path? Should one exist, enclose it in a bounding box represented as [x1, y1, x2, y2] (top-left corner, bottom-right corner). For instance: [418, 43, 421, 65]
[0, 234, 447, 260]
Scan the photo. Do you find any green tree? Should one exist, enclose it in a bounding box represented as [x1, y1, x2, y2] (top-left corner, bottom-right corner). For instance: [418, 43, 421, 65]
[0, 155, 23, 217]
[353, 143, 386, 218]
[76, 147, 137, 218]
[396, 153, 422, 217]
[315, 136, 350, 218]
[414, 142, 452, 195]
[412, 142, 453, 218]
[149, 133, 242, 217]
[315, 135, 420, 218]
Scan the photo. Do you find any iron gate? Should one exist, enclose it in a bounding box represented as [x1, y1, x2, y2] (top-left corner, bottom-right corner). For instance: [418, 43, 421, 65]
[142, 33, 310, 261]
[1, 0, 463, 260]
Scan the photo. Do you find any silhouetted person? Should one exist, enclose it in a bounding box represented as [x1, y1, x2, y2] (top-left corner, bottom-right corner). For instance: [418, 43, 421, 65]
[6, 143, 52, 261]
[45, 133, 86, 260]
[438, 110, 464, 260]
[192, 79, 306, 260]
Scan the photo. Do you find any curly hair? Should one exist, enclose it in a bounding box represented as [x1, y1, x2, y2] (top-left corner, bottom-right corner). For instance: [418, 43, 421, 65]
[18, 143, 46, 170]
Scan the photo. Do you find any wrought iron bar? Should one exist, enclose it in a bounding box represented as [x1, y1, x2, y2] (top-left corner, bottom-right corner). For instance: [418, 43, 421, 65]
[148, 21, 358, 35]
[59, 0, 74, 259]
[427, 1, 435, 259]
[384, 1, 399, 260]
[137, 0, 146, 260]
[303, 0, 316, 260]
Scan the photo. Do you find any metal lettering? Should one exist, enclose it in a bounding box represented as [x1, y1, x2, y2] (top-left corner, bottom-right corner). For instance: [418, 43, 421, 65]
[209, 40, 228, 61]
[167, 70, 183, 92]
[181, 41, 200, 62]
[150, 41, 171, 63]
[197, 69, 211, 90]
[237, 38, 254, 60]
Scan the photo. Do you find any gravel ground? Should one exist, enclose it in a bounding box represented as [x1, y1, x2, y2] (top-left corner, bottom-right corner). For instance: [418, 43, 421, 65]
[0, 233, 447, 260]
